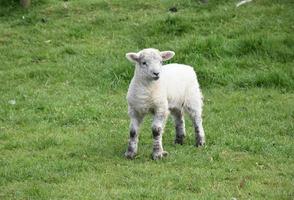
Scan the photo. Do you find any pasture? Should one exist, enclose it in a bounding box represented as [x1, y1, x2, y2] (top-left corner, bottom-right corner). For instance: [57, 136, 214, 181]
[0, 0, 293, 199]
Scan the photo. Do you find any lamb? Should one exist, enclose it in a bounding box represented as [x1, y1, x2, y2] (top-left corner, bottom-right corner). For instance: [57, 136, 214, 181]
[124, 48, 205, 160]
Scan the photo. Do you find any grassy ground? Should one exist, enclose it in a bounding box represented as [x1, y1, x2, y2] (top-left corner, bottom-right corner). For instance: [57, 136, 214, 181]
[0, 0, 293, 199]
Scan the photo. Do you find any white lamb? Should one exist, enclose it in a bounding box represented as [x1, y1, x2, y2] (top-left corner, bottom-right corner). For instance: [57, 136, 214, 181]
[125, 48, 205, 160]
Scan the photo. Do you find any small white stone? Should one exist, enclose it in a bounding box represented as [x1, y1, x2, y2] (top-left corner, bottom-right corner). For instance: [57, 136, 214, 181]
[63, 2, 68, 9]
[8, 100, 16, 105]
[236, 0, 252, 7]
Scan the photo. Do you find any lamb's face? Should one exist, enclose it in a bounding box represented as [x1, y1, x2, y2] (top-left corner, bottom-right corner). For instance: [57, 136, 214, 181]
[137, 49, 163, 81]
[126, 48, 175, 81]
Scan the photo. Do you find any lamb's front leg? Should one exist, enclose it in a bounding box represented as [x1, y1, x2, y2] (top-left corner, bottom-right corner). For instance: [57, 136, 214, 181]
[125, 111, 144, 159]
[152, 112, 168, 160]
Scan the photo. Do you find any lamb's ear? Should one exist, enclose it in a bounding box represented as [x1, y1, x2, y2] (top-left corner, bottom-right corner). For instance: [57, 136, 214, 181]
[160, 51, 175, 61]
[126, 52, 140, 63]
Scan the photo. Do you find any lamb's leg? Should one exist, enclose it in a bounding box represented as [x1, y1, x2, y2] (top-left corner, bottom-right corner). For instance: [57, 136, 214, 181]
[152, 112, 168, 160]
[171, 109, 186, 145]
[185, 90, 205, 147]
[192, 112, 205, 147]
[125, 112, 144, 159]
[186, 106, 205, 147]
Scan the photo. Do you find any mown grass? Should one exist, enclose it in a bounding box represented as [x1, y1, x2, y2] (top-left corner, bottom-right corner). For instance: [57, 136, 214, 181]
[0, 0, 293, 199]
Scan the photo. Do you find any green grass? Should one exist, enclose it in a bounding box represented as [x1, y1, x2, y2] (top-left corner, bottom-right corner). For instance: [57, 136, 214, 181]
[0, 0, 293, 199]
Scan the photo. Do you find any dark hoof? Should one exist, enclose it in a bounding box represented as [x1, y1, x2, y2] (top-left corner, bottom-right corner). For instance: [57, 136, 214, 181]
[175, 138, 183, 145]
[175, 135, 185, 145]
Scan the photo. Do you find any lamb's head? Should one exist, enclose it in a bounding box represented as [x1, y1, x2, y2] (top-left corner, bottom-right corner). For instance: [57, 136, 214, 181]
[126, 48, 175, 81]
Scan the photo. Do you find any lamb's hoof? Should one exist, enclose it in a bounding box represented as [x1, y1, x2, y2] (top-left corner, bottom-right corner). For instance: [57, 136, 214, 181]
[175, 136, 185, 145]
[125, 151, 137, 159]
[196, 138, 205, 147]
[152, 151, 169, 160]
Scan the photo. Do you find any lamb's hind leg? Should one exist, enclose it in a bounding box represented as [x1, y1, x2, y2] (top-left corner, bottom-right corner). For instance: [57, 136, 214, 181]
[185, 91, 205, 147]
[190, 110, 205, 147]
[171, 108, 186, 145]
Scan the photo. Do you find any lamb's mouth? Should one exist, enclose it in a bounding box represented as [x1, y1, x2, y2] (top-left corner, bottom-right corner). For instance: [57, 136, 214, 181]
[153, 76, 160, 80]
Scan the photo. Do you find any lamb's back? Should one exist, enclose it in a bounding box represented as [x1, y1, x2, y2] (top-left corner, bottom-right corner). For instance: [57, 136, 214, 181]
[161, 64, 199, 107]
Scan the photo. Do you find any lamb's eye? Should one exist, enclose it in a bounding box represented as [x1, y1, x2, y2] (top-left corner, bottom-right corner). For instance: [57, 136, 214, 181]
[142, 62, 147, 66]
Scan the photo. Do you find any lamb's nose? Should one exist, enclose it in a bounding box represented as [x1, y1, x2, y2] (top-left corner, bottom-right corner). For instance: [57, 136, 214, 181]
[153, 72, 159, 76]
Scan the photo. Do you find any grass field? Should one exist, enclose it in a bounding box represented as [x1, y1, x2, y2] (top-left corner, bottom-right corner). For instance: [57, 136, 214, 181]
[0, 0, 293, 199]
